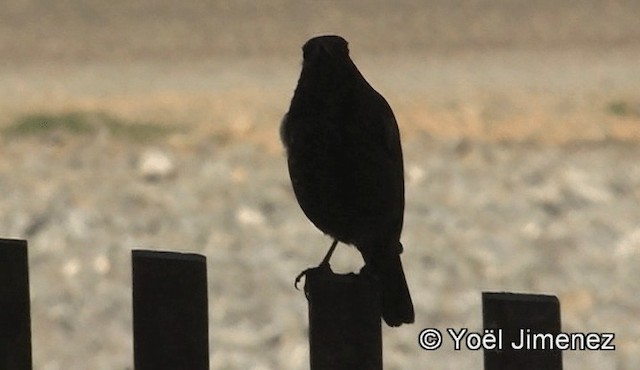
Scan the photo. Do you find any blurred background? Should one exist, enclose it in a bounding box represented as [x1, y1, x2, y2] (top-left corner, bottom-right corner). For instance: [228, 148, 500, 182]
[1, 1, 639, 369]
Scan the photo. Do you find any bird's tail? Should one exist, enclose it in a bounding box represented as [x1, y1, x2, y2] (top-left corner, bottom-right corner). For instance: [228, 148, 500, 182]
[367, 244, 414, 327]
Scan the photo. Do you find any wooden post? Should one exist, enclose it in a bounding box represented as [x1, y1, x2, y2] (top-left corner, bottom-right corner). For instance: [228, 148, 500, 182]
[304, 267, 382, 370]
[132, 250, 209, 370]
[0, 238, 33, 370]
[483, 292, 563, 370]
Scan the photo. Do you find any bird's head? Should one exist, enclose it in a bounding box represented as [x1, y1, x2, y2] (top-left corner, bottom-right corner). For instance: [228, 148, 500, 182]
[302, 35, 350, 62]
[298, 35, 357, 90]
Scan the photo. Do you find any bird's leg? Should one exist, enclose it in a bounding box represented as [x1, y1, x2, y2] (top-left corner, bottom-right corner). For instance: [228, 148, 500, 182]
[319, 239, 339, 267]
[294, 239, 339, 289]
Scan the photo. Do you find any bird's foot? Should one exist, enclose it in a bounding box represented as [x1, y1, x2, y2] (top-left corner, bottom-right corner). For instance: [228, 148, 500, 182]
[294, 262, 332, 290]
[295, 239, 338, 289]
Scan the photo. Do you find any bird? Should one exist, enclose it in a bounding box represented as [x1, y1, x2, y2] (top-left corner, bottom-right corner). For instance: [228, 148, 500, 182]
[280, 35, 414, 327]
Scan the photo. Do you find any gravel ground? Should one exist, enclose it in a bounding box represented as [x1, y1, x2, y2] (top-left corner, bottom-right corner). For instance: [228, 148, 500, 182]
[1, 132, 640, 369]
[1, 1, 640, 369]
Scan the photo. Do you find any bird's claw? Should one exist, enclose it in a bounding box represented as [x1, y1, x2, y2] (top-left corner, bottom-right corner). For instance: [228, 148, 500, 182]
[294, 262, 332, 290]
[294, 268, 312, 290]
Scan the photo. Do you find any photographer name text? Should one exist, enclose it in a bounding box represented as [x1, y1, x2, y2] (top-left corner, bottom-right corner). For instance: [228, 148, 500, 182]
[418, 328, 615, 351]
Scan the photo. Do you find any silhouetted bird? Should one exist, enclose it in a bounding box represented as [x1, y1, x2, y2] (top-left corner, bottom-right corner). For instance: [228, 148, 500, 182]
[281, 35, 414, 327]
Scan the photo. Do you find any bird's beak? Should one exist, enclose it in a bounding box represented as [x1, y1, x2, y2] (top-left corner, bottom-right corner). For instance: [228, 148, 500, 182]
[319, 42, 334, 57]
[305, 42, 332, 61]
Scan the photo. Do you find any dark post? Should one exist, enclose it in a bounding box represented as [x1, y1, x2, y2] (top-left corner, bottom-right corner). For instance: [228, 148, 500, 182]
[483, 292, 562, 370]
[132, 250, 209, 370]
[0, 238, 33, 370]
[304, 267, 382, 370]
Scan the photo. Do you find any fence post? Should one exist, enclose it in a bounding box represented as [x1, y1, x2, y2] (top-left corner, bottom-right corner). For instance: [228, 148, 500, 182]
[132, 250, 209, 370]
[483, 292, 562, 370]
[0, 238, 33, 370]
[304, 267, 382, 370]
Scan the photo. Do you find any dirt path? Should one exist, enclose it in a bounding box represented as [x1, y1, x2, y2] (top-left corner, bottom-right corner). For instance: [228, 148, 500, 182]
[2, 47, 639, 147]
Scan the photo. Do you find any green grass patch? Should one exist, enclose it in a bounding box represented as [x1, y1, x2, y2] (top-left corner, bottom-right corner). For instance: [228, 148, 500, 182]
[3, 111, 180, 141]
[607, 100, 631, 117]
[100, 114, 177, 141]
[5, 112, 95, 136]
